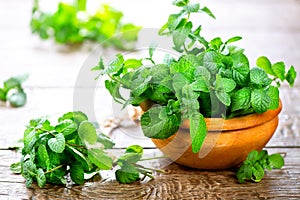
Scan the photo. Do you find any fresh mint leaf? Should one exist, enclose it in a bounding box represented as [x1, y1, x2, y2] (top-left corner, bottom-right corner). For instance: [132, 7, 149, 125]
[88, 149, 113, 170]
[189, 112, 207, 153]
[97, 132, 115, 149]
[48, 133, 65, 153]
[55, 119, 77, 136]
[78, 121, 98, 145]
[286, 65, 297, 87]
[194, 66, 211, 80]
[256, 56, 275, 76]
[231, 88, 251, 112]
[115, 164, 140, 184]
[215, 90, 231, 106]
[200, 7, 216, 19]
[173, 0, 189, 7]
[251, 89, 271, 114]
[225, 36, 242, 44]
[36, 144, 50, 169]
[266, 86, 279, 110]
[183, 3, 200, 13]
[70, 162, 85, 185]
[237, 150, 285, 183]
[198, 51, 223, 74]
[118, 145, 143, 164]
[210, 37, 223, 51]
[250, 68, 272, 86]
[216, 75, 236, 93]
[173, 20, 193, 51]
[272, 62, 286, 81]
[7, 91, 27, 107]
[191, 77, 210, 92]
[105, 80, 124, 104]
[231, 53, 250, 85]
[141, 106, 180, 139]
[268, 154, 284, 169]
[36, 168, 46, 188]
[10, 162, 21, 174]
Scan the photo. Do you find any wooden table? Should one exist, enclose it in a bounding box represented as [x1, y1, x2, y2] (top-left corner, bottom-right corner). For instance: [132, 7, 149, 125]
[1, 0, 300, 199]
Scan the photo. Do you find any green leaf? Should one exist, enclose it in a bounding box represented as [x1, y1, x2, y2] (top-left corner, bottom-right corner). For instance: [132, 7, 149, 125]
[250, 68, 272, 86]
[251, 89, 271, 114]
[268, 154, 284, 169]
[7, 91, 27, 107]
[123, 59, 142, 70]
[173, 20, 193, 51]
[183, 3, 200, 13]
[215, 90, 231, 106]
[91, 57, 105, 71]
[23, 129, 38, 154]
[101, 54, 124, 75]
[26, 177, 34, 188]
[225, 36, 242, 44]
[173, 0, 188, 7]
[36, 144, 50, 169]
[201, 6, 216, 19]
[194, 66, 211, 80]
[216, 75, 236, 93]
[252, 163, 265, 182]
[48, 133, 65, 153]
[70, 162, 85, 185]
[118, 145, 143, 164]
[286, 66, 297, 87]
[231, 53, 250, 85]
[266, 86, 279, 110]
[272, 62, 285, 81]
[231, 88, 251, 112]
[256, 56, 275, 76]
[66, 146, 90, 171]
[141, 106, 180, 139]
[88, 149, 113, 170]
[105, 80, 124, 103]
[189, 112, 207, 153]
[36, 168, 46, 188]
[190, 77, 209, 92]
[59, 111, 88, 126]
[3, 77, 20, 91]
[97, 132, 115, 149]
[78, 121, 98, 145]
[115, 164, 139, 184]
[198, 51, 223, 74]
[23, 160, 37, 178]
[10, 162, 21, 174]
[0, 88, 6, 101]
[55, 119, 77, 136]
[210, 37, 223, 50]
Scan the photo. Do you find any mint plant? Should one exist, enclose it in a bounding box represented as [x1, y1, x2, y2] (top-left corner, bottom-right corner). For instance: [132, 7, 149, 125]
[237, 150, 285, 183]
[93, 0, 297, 154]
[0, 74, 28, 107]
[31, 0, 141, 49]
[10, 111, 160, 188]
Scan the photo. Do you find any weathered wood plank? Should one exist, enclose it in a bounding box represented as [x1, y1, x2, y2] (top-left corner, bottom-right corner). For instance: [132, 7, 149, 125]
[0, 148, 299, 199]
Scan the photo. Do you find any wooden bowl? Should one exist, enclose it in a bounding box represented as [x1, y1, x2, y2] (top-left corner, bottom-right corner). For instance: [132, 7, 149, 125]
[143, 101, 282, 170]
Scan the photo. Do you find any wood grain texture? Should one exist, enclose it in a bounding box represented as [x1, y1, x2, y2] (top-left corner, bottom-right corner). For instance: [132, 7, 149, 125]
[1, 148, 299, 200]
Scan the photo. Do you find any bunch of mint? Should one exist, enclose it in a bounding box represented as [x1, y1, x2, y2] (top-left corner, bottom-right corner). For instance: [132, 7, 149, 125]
[31, 0, 141, 49]
[10, 111, 158, 188]
[93, 0, 297, 154]
[237, 150, 285, 183]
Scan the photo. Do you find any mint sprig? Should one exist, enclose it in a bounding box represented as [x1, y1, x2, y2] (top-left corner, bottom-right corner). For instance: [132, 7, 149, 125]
[31, 0, 141, 49]
[10, 112, 160, 188]
[237, 150, 285, 183]
[0, 74, 28, 107]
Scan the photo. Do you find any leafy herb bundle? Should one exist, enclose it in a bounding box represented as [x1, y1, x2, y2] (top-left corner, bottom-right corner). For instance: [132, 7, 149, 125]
[10, 111, 158, 188]
[0, 74, 28, 107]
[237, 150, 285, 183]
[31, 0, 141, 49]
[94, 0, 297, 153]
